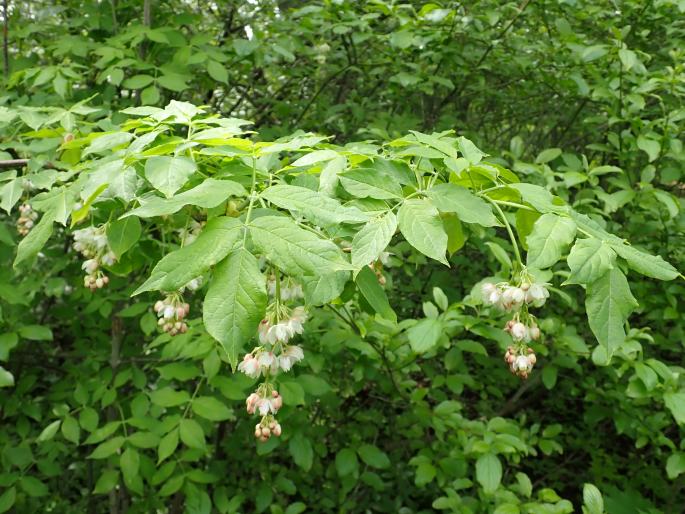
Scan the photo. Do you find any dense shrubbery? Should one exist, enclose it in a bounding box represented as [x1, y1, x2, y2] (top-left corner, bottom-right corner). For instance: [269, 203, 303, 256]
[0, 1, 684, 513]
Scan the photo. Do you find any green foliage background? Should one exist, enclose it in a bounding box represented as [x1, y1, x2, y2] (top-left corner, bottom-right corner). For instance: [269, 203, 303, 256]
[0, 1, 684, 513]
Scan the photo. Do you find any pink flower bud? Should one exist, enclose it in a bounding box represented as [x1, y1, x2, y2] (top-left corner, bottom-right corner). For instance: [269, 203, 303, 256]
[273, 423, 282, 437]
[529, 326, 541, 340]
[176, 306, 186, 319]
[154, 301, 164, 312]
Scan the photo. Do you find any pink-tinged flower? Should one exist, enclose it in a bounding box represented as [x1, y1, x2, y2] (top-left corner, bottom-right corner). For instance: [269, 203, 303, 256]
[258, 319, 271, 344]
[245, 392, 259, 414]
[256, 397, 278, 416]
[529, 326, 541, 340]
[514, 355, 532, 373]
[257, 351, 277, 371]
[238, 354, 261, 378]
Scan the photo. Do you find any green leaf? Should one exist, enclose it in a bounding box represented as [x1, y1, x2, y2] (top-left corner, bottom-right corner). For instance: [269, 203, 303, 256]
[289, 434, 314, 471]
[427, 183, 499, 227]
[179, 419, 206, 450]
[0, 487, 15, 513]
[582, 483, 604, 514]
[123, 74, 155, 89]
[93, 469, 119, 494]
[88, 436, 125, 459]
[191, 397, 233, 421]
[509, 183, 564, 214]
[443, 213, 466, 254]
[207, 60, 228, 83]
[120, 447, 141, 493]
[61, 415, 80, 444]
[585, 268, 637, 355]
[14, 209, 56, 268]
[609, 243, 679, 281]
[134, 217, 243, 295]
[666, 453, 685, 480]
[335, 448, 359, 476]
[515, 208, 540, 251]
[203, 249, 266, 369]
[83, 132, 134, 156]
[526, 214, 576, 269]
[149, 387, 190, 407]
[1, 179, 23, 213]
[476, 453, 502, 494]
[301, 271, 348, 306]
[357, 444, 390, 469]
[339, 168, 403, 199]
[261, 184, 369, 226]
[106, 217, 141, 259]
[535, 148, 562, 164]
[37, 419, 61, 442]
[407, 318, 443, 353]
[144, 156, 197, 198]
[637, 135, 660, 162]
[157, 429, 179, 464]
[250, 216, 350, 276]
[664, 392, 685, 425]
[355, 266, 396, 322]
[124, 178, 245, 218]
[397, 199, 448, 264]
[566, 238, 616, 285]
[19, 476, 48, 497]
[0, 366, 14, 388]
[18, 325, 52, 341]
[351, 211, 397, 269]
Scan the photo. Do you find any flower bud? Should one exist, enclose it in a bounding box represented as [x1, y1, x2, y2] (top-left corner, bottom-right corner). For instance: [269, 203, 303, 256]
[273, 423, 282, 437]
[154, 300, 164, 312]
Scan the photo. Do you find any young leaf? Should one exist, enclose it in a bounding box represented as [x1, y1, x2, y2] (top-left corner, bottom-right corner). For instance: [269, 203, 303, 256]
[357, 444, 390, 469]
[157, 429, 179, 464]
[107, 217, 142, 259]
[14, 209, 56, 268]
[191, 397, 233, 421]
[133, 217, 243, 295]
[476, 453, 502, 494]
[203, 248, 266, 369]
[144, 156, 197, 198]
[609, 243, 679, 281]
[355, 266, 396, 322]
[339, 168, 403, 199]
[261, 184, 369, 226]
[427, 183, 499, 227]
[289, 434, 314, 471]
[250, 216, 351, 276]
[179, 419, 205, 450]
[526, 214, 576, 269]
[398, 199, 448, 265]
[351, 211, 397, 269]
[585, 268, 638, 355]
[582, 483, 604, 514]
[566, 238, 616, 285]
[124, 178, 245, 218]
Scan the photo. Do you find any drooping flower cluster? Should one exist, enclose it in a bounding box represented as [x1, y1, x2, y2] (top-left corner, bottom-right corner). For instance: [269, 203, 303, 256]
[258, 306, 306, 345]
[504, 346, 537, 379]
[154, 294, 190, 336]
[481, 280, 549, 311]
[72, 226, 117, 291]
[247, 385, 283, 442]
[482, 274, 548, 379]
[239, 301, 307, 442]
[16, 204, 38, 236]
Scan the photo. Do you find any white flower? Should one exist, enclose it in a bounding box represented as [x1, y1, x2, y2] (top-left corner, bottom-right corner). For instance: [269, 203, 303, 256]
[514, 355, 532, 372]
[81, 259, 99, 274]
[256, 397, 277, 416]
[278, 345, 304, 372]
[238, 355, 261, 379]
[258, 320, 271, 344]
[257, 351, 279, 373]
[526, 283, 549, 305]
[510, 322, 528, 341]
[101, 251, 116, 266]
[481, 282, 497, 299]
